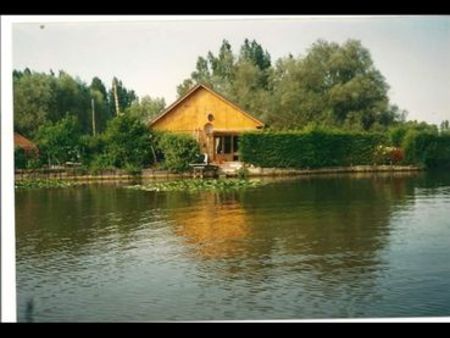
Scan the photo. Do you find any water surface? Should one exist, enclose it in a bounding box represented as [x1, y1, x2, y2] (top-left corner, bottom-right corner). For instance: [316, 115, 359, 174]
[16, 171, 450, 321]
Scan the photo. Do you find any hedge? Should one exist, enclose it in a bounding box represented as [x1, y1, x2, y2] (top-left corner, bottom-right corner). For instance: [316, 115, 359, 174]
[239, 129, 387, 169]
[402, 131, 450, 168]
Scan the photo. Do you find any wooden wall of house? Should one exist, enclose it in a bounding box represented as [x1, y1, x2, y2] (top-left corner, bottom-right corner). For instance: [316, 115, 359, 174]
[151, 86, 263, 162]
[151, 87, 262, 133]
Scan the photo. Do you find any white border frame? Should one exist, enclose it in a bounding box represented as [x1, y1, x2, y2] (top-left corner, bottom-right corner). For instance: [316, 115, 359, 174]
[2, 14, 449, 323]
[1, 15, 17, 323]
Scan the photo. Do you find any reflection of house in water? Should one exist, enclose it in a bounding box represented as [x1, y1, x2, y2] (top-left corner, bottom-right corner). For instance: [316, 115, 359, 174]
[168, 192, 251, 260]
[167, 174, 419, 294]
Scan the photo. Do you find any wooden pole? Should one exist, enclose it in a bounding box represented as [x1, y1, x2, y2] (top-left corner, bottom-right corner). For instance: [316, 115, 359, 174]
[113, 79, 120, 116]
[91, 98, 96, 136]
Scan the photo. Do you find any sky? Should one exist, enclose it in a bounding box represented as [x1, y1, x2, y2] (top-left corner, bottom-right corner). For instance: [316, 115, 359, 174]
[12, 15, 450, 126]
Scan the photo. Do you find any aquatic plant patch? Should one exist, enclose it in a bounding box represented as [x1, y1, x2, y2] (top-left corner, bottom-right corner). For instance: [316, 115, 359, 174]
[15, 179, 80, 190]
[126, 178, 263, 192]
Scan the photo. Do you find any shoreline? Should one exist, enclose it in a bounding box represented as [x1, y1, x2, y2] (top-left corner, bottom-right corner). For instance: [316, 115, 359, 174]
[15, 165, 424, 183]
[243, 164, 423, 177]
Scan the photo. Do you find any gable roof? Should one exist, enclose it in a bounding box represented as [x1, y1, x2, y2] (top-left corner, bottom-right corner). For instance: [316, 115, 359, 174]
[14, 132, 38, 151]
[149, 83, 265, 127]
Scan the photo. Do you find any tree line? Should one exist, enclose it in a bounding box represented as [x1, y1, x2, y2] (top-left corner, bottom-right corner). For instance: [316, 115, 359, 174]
[13, 69, 165, 138]
[177, 38, 410, 131]
[13, 38, 449, 171]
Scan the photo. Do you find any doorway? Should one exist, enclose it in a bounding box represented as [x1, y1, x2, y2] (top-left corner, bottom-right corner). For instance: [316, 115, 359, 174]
[214, 134, 240, 162]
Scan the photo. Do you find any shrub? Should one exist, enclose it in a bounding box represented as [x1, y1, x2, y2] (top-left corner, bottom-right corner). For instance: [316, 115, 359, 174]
[389, 147, 404, 164]
[388, 126, 408, 147]
[124, 163, 142, 176]
[155, 133, 200, 173]
[102, 115, 154, 168]
[15, 147, 40, 169]
[237, 166, 249, 179]
[35, 115, 82, 166]
[402, 130, 450, 168]
[88, 154, 115, 175]
[79, 134, 105, 166]
[374, 145, 404, 165]
[15, 147, 27, 169]
[71, 166, 89, 176]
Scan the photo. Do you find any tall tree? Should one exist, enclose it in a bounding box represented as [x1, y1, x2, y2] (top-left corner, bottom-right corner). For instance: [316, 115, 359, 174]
[239, 38, 271, 71]
[54, 71, 91, 133]
[440, 120, 450, 133]
[177, 39, 237, 98]
[108, 77, 137, 115]
[90, 77, 112, 133]
[268, 39, 400, 130]
[230, 60, 271, 121]
[176, 38, 273, 122]
[176, 78, 195, 98]
[239, 38, 271, 88]
[125, 96, 166, 124]
[13, 70, 57, 137]
[178, 38, 404, 131]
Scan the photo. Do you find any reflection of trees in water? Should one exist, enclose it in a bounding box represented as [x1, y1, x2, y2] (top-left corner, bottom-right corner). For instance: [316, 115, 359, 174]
[17, 172, 447, 319]
[165, 174, 419, 293]
[15, 173, 429, 289]
[16, 184, 167, 258]
[410, 169, 450, 195]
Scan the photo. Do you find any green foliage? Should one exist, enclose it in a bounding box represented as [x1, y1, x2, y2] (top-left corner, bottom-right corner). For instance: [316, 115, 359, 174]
[388, 126, 409, 147]
[90, 76, 112, 133]
[239, 38, 271, 71]
[14, 70, 57, 137]
[53, 71, 92, 134]
[240, 129, 387, 169]
[13, 69, 136, 138]
[402, 129, 419, 164]
[127, 178, 263, 192]
[267, 39, 399, 131]
[101, 115, 153, 168]
[14, 147, 27, 169]
[155, 133, 200, 173]
[109, 77, 137, 115]
[124, 163, 143, 176]
[236, 166, 250, 179]
[12, 69, 99, 136]
[88, 154, 115, 175]
[389, 120, 440, 150]
[79, 134, 106, 165]
[402, 130, 450, 168]
[125, 96, 166, 123]
[424, 135, 450, 168]
[177, 38, 404, 131]
[35, 115, 82, 166]
[373, 145, 404, 165]
[14, 147, 41, 169]
[15, 179, 79, 190]
[176, 39, 272, 120]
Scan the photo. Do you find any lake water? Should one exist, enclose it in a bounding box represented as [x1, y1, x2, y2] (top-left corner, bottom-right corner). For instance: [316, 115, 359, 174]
[15, 171, 450, 321]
